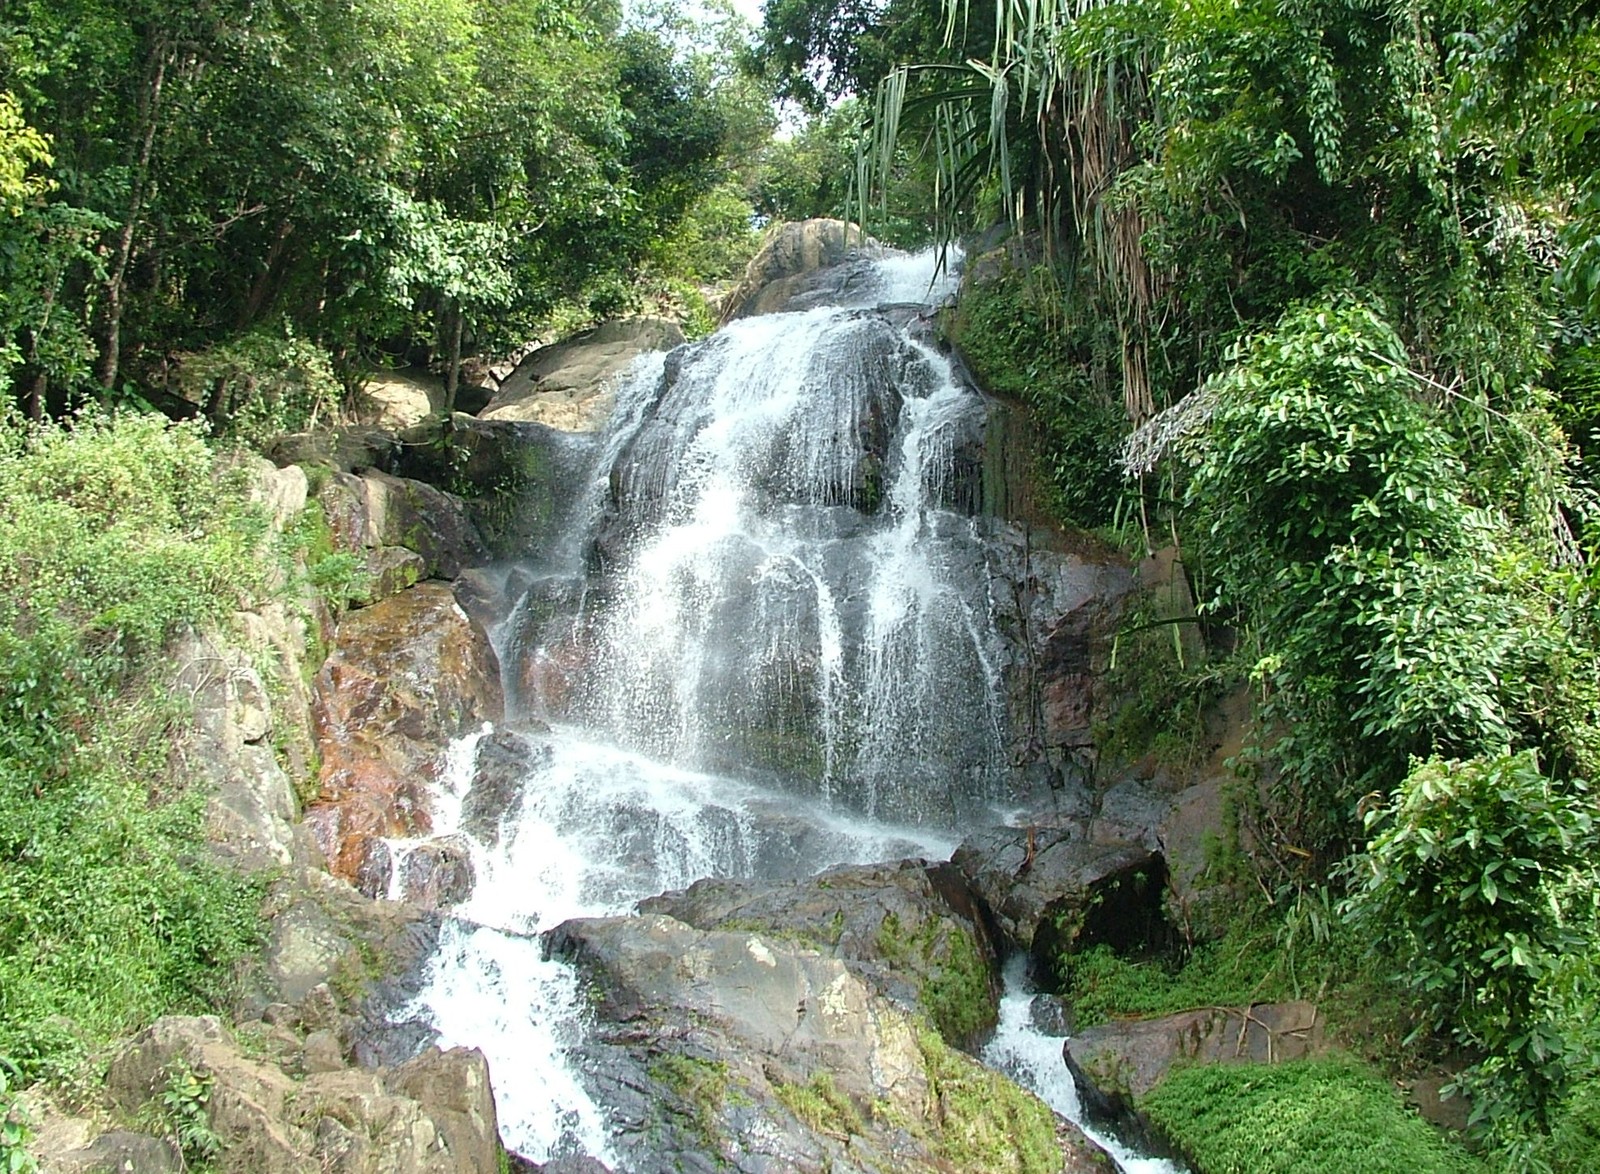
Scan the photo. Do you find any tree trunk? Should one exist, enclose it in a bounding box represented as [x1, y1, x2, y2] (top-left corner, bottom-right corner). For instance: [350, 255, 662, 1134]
[97, 38, 168, 391]
[23, 371, 46, 421]
[443, 300, 464, 417]
[241, 217, 296, 328]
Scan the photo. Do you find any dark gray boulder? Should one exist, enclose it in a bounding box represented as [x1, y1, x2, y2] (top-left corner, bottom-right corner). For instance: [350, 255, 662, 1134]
[952, 827, 1169, 970]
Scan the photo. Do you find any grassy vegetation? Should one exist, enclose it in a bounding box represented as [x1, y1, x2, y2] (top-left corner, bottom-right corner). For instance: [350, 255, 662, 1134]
[875, 912, 995, 1046]
[917, 1028, 1062, 1174]
[648, 1054, 730, 1149]
[774, 1071, 864, 1138]
[1094, 609, 1233, 777]
[1063, 939, 1288, 1029]
[1543, 1077, 1600, 1173]
[1139, 1060, 1483, 1174]
[0, 411, 272, 1084]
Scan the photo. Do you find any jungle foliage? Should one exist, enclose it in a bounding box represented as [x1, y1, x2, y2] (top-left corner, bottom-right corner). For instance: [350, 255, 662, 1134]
[0, 411, 269, 1084]
[0, 0, 850, 425]
[823, 0, 1600, 1162]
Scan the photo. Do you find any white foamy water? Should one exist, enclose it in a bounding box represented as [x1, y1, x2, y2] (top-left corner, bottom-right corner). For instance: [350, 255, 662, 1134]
[984, 957, 1188, 1174]
[581, 293, 1006, 821]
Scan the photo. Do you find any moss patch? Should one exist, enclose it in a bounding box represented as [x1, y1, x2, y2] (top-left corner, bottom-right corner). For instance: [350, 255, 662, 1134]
[774, 1071, 864, 1138]
[918, 1029, 1062, 1174]
[876, 913, 996, 1046]
[1139, 1059, 1482, 1174]
[648, 1054, 729, 1149]
[943, 265, 1130, 529]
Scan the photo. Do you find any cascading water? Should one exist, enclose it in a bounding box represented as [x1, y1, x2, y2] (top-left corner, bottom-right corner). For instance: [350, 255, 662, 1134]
[571, 284, 1004, 820]
[985, 958, 1188, 1174]
[376, 244, 1168, 1170]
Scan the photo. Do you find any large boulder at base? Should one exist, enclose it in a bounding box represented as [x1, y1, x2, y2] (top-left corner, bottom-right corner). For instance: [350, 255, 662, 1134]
[640, 859, 1002, 1049]
[952, 828, 1168, 966]
[234, 865, 441, 1022]
[719, 219, 878, 321]
[98, 1016, 500, 1174]
[481, 317, 684, 432]
[546, 913, 1113, 1174]
[1064, 1001, 1328, 1122]
[304, 582, 502, 886]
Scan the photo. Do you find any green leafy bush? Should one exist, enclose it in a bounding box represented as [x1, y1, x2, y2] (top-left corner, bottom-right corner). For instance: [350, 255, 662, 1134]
[176, 331, 343, 449]
[0, 1061, 37, 1174]
[1344, 752, 1600, 1134]
[0, 410, 267, 1082]
[1139, 1059, 1482, 1174]
[1184, 300, 1596, 836]
[151, 1061, 221, 1166]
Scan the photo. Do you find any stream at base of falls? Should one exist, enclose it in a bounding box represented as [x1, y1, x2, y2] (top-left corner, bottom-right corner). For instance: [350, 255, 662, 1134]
[371, 243, 1183, 1172]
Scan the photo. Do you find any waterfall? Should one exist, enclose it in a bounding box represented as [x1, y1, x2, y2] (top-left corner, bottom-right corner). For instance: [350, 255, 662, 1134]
[374, 245, 1160, 1168]
[567, 293, 1005, 821]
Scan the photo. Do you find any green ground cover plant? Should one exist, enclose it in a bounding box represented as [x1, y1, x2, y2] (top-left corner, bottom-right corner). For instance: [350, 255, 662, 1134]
[1139, 1059, 1483, 1174]
[0, 410, 268, 1084]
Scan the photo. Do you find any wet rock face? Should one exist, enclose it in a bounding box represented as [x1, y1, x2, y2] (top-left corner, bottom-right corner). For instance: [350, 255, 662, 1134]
[99, 1016, 501, 1174]
[459, 728, 547, 846]
[388, 416, 600, 559]
[980, 523, 1138, 785]
[640, 858, 1002, 1049]
[304, 581, 502, 884]
[391, 835, 476, 908]
[545, 913, 1111, 1174]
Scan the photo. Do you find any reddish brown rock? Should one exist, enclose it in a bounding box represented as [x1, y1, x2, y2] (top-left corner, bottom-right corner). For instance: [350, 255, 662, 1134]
[306, 582, 502, 884]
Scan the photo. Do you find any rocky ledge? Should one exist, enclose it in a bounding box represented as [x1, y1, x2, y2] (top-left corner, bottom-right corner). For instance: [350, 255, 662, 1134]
[547, 913, 1114, 1174]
